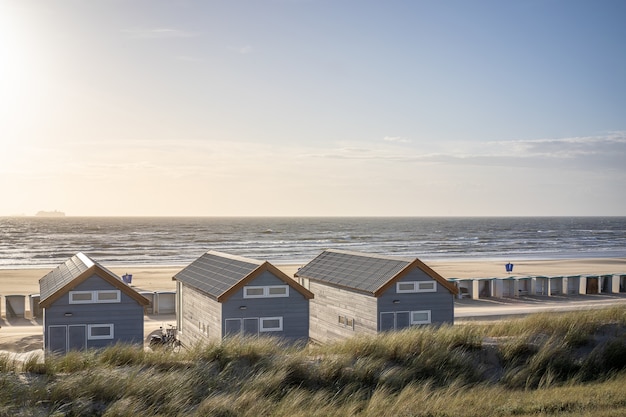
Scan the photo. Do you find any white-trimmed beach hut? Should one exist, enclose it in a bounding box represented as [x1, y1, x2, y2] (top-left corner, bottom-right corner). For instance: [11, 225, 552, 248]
[39, 253, 149, 355]
[173, 250, 313, 346]
[294, 249, 458, 344]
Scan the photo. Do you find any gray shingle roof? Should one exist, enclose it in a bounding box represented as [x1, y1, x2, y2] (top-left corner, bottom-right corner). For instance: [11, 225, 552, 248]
[173, 250, 263, 298]
[39, 252, 149, 308]
[39, 252, 96, 302]
[295, 249, 412, 294]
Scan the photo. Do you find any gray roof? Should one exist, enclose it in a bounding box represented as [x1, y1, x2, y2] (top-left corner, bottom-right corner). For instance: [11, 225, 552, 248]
[39, 252, 149, 307]
[173, 250, 264, 299]
[39, 252, 97, 302]
[295, 249, 412, 294]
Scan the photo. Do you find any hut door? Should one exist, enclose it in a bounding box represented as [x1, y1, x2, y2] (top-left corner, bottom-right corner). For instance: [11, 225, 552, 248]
[243, 318, 259, 336]
[586, 278, 599, 294]
[380, 312, 395, 331]
[380, 311, 410, 331]
[224, 318, 242, 336]
[48, 325, 67, 353]
[68, 325, 87, 351]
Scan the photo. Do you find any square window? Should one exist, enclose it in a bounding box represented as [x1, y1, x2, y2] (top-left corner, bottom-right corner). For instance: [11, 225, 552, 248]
[411, 311, 431, 325]
[260, 317, 283, 332]
[88, 324, 114, 340]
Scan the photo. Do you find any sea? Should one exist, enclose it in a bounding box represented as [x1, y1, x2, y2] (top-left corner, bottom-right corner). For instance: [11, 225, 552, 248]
[1, 217, 625, 269]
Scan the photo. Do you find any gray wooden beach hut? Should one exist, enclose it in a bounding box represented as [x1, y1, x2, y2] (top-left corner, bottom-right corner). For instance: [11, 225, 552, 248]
[39, 252, 149, 355]
[294, 249, 458, 344]
[173, 250, 314, 347]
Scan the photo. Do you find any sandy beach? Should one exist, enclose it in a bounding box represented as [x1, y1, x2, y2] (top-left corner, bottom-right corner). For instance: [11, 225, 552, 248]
[1, 258, 625, 353]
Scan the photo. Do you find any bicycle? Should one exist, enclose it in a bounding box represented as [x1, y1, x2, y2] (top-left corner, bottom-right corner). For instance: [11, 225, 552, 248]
[149, 324, 181, 352]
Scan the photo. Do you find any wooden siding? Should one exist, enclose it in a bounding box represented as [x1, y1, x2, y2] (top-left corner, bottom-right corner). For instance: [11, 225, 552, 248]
[178, 270, 309, 345]
[178, 283, 222, 347]
[222, 271, 309, 344]
[377, 269, 454, 327]
[43, 273, 144, 351]
[308, 281, 378, 344]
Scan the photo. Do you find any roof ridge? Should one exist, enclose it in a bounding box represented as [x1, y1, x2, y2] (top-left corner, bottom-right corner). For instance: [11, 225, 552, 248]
[75, 252, 95, 268]
[324, 249, 413, 263]
[206, 250, 263, 265]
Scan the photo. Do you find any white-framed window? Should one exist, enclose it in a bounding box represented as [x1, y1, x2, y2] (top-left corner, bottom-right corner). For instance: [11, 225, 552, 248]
[69, 291, 94, 303]
[243, 285, 289, 298]
[69, 290, 121, 304]
[96, 290, 121, 302]
[260, 317, 283, 332]
[87, 324, 114, 340]
[410, 310, 432, 325]
[396, 281, 437, 293]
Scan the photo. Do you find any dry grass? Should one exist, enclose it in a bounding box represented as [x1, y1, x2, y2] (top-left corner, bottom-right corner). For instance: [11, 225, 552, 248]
[1, 306, 625, 416]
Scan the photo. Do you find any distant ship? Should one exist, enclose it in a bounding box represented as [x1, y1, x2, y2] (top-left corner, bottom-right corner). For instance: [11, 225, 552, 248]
[36, 210, 65, 217]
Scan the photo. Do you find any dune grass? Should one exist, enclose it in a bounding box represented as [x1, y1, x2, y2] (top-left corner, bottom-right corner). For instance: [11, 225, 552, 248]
[1, 306, 626, 416]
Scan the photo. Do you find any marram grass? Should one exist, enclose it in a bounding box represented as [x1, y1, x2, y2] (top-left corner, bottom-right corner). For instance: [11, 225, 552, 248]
[1, 306, 625, 416]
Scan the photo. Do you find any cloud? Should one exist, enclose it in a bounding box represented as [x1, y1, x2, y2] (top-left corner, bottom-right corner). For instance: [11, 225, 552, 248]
[239, 45, 252, 54]
[383, 136, 411, 143]
[122, 28, 198, 39]
[299, 132, 626, 172]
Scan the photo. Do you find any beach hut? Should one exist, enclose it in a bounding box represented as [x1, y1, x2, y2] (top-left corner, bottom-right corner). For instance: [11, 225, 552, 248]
[620, 275, 626, 293]
[565, 275, 581, 295]
[294, 249, 458, 344]
[501, 277, 517, 298]
[39, 253, 149, 355]
[172, 250, 313, 347]
[585, 275, 600, 294]
[534, 276, 549, 296]
[548, 276, 564, 296]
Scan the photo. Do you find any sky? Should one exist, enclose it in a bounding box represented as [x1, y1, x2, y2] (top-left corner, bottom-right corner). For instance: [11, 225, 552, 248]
[1, 0, 625, 217]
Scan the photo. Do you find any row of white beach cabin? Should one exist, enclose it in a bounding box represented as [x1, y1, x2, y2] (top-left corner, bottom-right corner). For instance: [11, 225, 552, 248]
[453, 272, 626, 299]
[36, 249, 459, 354]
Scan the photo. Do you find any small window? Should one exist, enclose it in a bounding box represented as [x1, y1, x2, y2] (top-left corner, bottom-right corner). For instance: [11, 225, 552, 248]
[338, 316, 346, 325]
[260, 317, 283, 332]
[244, 287, 265, 297]
[69, 291, 93, 303]
[418, 282, 436, 291]
[88, 324, 114, 340]
[243, 285, 289, 298]
[268, 286, 288, 296]
[411, 311, 431, 325]
[396, 281, 437, 293]
[97, 290, 121, 303]
[69, 290, 121, 304]
[397, 283, 415, 293]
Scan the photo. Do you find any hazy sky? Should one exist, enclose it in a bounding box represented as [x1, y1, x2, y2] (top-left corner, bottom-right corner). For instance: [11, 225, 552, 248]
[1, 0, 625, 216]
